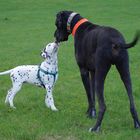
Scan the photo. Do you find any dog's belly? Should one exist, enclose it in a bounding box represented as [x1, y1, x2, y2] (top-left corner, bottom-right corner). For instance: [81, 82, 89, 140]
[11, 65, 41, 86]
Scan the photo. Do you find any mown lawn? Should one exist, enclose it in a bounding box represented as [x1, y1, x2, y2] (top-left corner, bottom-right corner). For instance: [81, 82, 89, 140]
[0, 0, 140, 140]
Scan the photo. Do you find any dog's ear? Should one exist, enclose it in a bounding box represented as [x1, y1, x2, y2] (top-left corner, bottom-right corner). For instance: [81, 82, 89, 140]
[55, 12, 63, 28]
[56, 11, 64, 18]
[56, 11, 73, 21]
[56, 11, 68, 28]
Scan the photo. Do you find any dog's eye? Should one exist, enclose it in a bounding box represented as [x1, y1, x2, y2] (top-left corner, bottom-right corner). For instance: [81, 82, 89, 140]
[55, 18, 62, 28]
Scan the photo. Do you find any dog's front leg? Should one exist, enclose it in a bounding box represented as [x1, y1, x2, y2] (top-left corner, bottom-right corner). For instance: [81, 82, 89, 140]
[80, 68, 96, 118]
[45, 85, 58, 111]
[90, 71, 96, 117]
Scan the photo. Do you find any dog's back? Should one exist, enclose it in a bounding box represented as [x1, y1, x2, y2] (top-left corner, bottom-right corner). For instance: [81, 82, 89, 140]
[75, 23, 140, 68]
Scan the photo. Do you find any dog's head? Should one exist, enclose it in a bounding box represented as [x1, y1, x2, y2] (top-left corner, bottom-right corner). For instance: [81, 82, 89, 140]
[54, 11, 75, 42]
[41, 42, 59, 59]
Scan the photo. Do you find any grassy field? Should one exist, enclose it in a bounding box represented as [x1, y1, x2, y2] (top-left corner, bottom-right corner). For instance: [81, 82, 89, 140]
[0, 0, 140, 139]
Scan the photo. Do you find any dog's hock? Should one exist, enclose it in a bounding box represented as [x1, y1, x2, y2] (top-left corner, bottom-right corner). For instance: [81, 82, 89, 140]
[134, 120, 140, 129]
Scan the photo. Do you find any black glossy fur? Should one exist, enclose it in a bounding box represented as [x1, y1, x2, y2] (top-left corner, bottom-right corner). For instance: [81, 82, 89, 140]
[54, 11, 140, 132]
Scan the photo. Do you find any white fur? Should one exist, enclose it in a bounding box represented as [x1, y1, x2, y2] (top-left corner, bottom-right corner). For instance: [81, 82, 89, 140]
[0, 42, 59, 111]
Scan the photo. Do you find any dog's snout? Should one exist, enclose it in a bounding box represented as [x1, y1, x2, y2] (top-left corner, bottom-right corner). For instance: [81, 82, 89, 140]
[54, 30, 61, 43]
[55, 40, 58, 44]
[54, 40, 60, 46]
[54, 30, 57, 38]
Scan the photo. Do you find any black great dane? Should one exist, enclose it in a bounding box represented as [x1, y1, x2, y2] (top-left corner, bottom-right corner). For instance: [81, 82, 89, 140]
[54, 11, 140, 132]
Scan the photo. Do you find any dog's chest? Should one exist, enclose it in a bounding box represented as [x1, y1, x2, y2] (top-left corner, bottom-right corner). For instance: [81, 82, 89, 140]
[41, 61, 58, 73]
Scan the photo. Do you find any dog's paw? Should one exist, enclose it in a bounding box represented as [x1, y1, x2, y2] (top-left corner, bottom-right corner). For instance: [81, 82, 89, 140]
[9, 100, 16, 109]
[89, 126, 100, 133]
[51, 108, 58, 111]
[134, 120, 140, 129]
[10, 105, 16, 109]
[51, 105, 58, 111]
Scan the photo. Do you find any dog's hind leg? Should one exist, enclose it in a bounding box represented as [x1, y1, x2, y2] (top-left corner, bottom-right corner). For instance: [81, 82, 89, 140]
[116, 57, 140, 129]
[45, 85, 58, 111]
[89, 57, 111, 132]
[5, 89, 12, 105]
[6, 82, 22, 109]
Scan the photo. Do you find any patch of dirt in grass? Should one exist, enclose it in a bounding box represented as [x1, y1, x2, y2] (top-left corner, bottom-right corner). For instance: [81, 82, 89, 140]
[39, 134, 79, 140]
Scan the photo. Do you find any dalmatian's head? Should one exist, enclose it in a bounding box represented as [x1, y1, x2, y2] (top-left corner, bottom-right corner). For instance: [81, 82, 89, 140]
[41, 42, 59, 59]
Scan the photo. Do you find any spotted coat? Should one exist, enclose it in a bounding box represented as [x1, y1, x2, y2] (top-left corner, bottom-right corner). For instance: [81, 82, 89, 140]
[0, 42, 59, 111]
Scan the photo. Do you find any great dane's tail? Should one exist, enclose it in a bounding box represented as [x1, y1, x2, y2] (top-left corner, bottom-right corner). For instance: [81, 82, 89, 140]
[124, 31, 140, 49]
[112, 31, 140, 51]
[0, 69, 13, 76]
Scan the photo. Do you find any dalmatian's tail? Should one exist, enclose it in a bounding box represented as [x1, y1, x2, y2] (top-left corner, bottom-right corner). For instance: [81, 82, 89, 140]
[0, 69, 13, 76]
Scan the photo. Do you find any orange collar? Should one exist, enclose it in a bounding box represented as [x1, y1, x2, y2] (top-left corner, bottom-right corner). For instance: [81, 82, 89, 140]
[72, 18, 88, 36]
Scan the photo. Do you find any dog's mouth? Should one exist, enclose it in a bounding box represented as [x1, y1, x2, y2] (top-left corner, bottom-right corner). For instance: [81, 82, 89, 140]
[41, 42, 59, 59]
[55, 36, 68, 43]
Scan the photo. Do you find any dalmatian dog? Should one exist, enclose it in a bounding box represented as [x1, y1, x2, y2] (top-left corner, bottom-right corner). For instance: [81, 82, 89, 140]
[0, 42, 59, 111]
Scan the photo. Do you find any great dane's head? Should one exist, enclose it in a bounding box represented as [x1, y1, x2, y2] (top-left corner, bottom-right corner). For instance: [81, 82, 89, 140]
[41, 42, 59, 59]
[54, 11, 79, 42]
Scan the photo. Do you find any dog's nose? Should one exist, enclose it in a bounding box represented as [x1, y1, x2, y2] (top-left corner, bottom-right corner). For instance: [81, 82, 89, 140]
[41, 53, 46, 59]
[54, 40, 60, 46]
[40, 51, 45, 57]
[54, 40, 59, 45]
[40, 51, 43, 56]
[55, 40, 58, 44]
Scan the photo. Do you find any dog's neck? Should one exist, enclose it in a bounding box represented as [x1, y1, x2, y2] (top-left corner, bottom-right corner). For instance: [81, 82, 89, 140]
[41, 55, 58, 72]
[70, 14, 83, 31]
[45, 55, 58, 65]
[67, 13, 98, 36]
[68, 14, 90, 36]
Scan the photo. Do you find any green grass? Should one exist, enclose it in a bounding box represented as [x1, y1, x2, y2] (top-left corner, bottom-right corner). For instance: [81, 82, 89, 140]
[0, 0, 140, 139]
